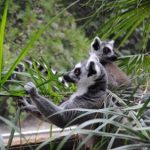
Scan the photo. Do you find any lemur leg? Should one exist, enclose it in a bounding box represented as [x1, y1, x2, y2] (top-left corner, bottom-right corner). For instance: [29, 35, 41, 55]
[24, 82, 68, 128]
[19, 97, 44, 120]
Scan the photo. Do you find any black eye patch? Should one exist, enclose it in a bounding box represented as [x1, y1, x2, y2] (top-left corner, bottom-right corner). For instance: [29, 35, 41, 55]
[103, 47, 111, 54]
[74, 68, 81, 76]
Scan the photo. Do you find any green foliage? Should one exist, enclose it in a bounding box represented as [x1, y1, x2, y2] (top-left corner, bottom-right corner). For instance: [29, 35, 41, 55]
[0, 0, 9, 81]
[25, 58, 75, 104]
[95, 0, 150, 50]
[0, 0, 89, 119]
[4, 0, 89, 71]
[6, 108, 21, 150]
[118, 53, 150, 87]
[63, 1, 150, 54]
[0, 0, 150, 150]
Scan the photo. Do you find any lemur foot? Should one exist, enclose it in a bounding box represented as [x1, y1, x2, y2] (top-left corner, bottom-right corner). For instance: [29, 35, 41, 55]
[24, 82, 37, 94]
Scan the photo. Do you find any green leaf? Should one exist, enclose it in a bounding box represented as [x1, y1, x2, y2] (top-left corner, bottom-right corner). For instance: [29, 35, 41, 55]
[0, 0, 80, 86]
[137, 97, 150, 119]
[0, 0, 9, 81]
[6, 108, 21, 150]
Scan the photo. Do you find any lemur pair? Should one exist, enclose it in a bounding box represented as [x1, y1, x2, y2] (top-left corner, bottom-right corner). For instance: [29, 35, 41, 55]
[90, 37, 130, 89]
[20, 37, 130, 125]
[19, 37, 130, 149]
[11, 37, 129, 89]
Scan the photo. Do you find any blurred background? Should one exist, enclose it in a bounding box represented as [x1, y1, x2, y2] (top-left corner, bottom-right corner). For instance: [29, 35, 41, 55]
[0, 0, 150, 133]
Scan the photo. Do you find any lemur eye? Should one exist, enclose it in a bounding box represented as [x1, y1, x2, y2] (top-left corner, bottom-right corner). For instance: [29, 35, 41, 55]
[74, 68, 81, 76]
[103, 47, 111, 54]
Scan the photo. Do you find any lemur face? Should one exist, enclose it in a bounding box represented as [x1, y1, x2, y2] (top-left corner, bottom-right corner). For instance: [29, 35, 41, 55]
[63, 54, 101, 85]
[90, 37, 117, 63]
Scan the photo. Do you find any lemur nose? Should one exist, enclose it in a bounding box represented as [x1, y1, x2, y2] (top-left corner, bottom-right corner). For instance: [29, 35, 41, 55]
[111, 55, 117, 61]
[63, 74, 70, 81]
[63, 74, 75, 83]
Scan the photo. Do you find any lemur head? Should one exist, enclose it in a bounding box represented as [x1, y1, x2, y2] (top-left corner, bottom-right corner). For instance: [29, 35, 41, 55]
[63, 54, 103, 87]
[89, 36, 117, 63]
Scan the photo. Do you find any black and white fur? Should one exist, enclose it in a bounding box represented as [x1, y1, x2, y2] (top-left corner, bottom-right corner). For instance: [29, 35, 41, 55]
[9, 59, 69, 87]
[10, 59, 57, 79]
[89, 36, 117, 63]
[90, 37, 130, 89]
[21, 54, 108, 128]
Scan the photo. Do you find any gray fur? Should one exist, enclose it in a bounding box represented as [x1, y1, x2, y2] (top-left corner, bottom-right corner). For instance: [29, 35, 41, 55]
[90, 36, 130, 89]
[89, 36, 117, 63]
[22, 54, 108, 128]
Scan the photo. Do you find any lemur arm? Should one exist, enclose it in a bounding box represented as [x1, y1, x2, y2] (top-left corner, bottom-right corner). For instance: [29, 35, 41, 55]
[24, 82, 81, 128]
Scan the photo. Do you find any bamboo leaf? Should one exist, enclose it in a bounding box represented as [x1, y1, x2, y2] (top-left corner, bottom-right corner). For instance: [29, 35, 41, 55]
[6, 108, 21, 150]
[112, 143, 150, 150]
[0, 0, 80, 86]
[0, 0, 9, 81]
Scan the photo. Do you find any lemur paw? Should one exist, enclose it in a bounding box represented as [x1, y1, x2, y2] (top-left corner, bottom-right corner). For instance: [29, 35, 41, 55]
[18, 98, 40, 114]
[24, 82, 36, 94]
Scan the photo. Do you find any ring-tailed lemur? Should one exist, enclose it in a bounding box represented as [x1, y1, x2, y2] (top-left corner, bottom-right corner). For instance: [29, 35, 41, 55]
[10, 59, 57, 79]
[10, 37, 129, 90]
[21, 54, 108, 128]
[90, 36, 130, 89]
[8, 59, 69, 87]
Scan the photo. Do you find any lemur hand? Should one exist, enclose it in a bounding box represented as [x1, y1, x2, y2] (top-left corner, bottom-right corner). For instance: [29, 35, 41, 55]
[18, 97, 32, 110]
[24, 82, 37, 94]
[19, 97, 42, 117]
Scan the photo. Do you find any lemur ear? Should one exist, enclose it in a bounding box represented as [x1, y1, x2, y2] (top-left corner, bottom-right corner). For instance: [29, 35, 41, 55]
[91, 36, 101, 51]
[87, 61, 97, 77]
[109, 40, 114, 46]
